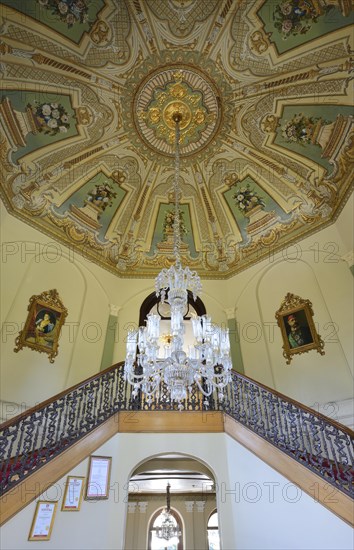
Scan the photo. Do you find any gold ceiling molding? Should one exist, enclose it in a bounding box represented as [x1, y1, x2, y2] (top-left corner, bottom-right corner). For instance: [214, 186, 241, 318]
[328, 132, 354, 187]
[146, 0, 220, 39]
[249, 30, 270, 55]
[122, 51, 233, 165]
[135, 68, 219, 156]
[0, 0, 121, 62]
[162, 38, 198, 51]
[0, 1, 353, 279]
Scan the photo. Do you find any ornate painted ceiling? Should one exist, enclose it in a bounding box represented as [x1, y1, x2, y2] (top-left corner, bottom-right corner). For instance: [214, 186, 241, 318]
[0, 0, 353, 279]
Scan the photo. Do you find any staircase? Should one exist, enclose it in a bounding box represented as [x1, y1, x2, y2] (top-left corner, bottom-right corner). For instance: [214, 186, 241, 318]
[1, 362, 353, 525]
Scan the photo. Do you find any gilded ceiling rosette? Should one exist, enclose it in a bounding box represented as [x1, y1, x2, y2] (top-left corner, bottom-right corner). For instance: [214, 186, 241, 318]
[123, 52, 233, 164]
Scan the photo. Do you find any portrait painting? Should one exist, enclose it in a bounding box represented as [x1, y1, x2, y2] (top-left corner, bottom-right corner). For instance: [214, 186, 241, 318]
[275, 293, 325, 364]
[14, 289, 68, 363]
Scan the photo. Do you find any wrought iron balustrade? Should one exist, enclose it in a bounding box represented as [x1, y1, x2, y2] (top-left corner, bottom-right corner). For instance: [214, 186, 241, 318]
[0, 363, 353, 499]
[222, 371, 353, 498]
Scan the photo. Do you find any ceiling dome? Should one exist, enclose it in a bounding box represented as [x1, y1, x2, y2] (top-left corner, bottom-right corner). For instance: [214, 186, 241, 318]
[0, 0, 352, 278]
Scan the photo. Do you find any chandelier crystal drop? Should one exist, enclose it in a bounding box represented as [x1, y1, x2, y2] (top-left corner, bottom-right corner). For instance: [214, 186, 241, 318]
[124, 110, 232, 409]
[156, 483, 181, 542]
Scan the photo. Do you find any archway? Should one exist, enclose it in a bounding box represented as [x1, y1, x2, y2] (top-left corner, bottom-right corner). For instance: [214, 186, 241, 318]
[139, 290, 206, 327]
[148, 507, 183, 550]
[125, 453, 217, 550]
[207, 510, 220, 550]
[138, 290, 207, 358]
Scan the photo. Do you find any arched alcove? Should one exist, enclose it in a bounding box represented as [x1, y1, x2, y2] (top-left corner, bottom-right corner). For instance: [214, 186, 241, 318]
[148, 507, 183, 550]
[207, 510, 220, 550]
[139, 290, 207, 326]
[125, 453, 217, 550]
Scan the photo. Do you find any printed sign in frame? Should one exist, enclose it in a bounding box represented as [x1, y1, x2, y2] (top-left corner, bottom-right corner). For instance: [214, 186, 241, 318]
[28, 501, 57, 541]
[85, 456, 112, 500]
[62, 476, 85, 511]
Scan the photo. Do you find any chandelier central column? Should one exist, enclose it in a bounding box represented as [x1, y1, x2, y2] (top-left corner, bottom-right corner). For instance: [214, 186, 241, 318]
[124, 99, 232, 409]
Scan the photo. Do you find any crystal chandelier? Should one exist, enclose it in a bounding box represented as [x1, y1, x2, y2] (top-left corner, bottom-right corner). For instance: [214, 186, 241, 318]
[124, 111, 232, 409]
[156, 483, 181, 542]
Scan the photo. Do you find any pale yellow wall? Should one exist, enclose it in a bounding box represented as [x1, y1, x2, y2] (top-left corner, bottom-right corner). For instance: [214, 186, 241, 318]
[0, 202, 109, 409]
[335, 193, 353, 255]
[222, 197, 354, 407]
[1, 194, 353, 413]
[0, 203, 229, 416]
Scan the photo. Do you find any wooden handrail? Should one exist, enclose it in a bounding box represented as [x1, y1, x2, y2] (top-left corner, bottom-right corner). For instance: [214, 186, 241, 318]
[232, 370, 354, 438]
[0, 361, 125, 430]
[1, 362, 352, 503]
[1, 412, 352, 528]
[1, 363, 352, 438]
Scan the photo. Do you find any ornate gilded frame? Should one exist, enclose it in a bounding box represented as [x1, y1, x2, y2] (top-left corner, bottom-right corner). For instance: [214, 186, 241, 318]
[275, 293, 325, 365]
[14, 289, 68, 363]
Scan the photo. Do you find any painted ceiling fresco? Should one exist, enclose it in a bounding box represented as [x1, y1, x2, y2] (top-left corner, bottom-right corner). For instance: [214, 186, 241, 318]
[0, 0, 353, 279]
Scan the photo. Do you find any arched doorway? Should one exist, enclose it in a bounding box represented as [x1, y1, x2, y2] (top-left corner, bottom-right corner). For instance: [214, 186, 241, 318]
[207, 510, 220, 550]
[138, 290, 207, 358]
[139, 290, 206, 327]
[148, 507, 183, 550]
[125, 454, 217, 550]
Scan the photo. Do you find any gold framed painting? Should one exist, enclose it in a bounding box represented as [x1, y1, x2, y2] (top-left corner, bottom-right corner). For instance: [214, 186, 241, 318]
[85, 456, 112, 500]
[61, 476, 85, 511]
[275, 293, 325, 365]
[14, 289, 68, 363]
[28, 501, 57, 541]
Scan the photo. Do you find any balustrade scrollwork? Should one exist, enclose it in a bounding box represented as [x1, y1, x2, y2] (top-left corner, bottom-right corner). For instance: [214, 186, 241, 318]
[224, 372, 353, 499]
[0, 364, 353, 499]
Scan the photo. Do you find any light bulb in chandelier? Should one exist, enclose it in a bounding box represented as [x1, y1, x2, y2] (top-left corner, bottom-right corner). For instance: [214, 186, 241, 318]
[124, 104, 232, 409]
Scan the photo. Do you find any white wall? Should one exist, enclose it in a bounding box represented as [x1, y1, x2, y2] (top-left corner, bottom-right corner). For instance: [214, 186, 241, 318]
[1, 433, 352, 550]
[223, 435, 353, 550]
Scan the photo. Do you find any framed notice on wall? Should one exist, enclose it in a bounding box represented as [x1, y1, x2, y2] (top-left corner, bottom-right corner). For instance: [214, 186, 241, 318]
[28, 501, 57, 541]
[62, 476, 85, 511]
[85, 456, 112, 500]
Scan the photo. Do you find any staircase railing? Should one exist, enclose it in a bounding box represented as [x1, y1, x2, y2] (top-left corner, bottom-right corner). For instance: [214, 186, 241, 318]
[0, 363, 353, 499]
[223, 371, 353, 499]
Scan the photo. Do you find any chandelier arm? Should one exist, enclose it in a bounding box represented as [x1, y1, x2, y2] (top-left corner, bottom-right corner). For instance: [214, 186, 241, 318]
[125, 368, 162, 396]
[124, 370, 144, 385]
[193, 375, 214, 397]
[138, 379, 162, 398]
